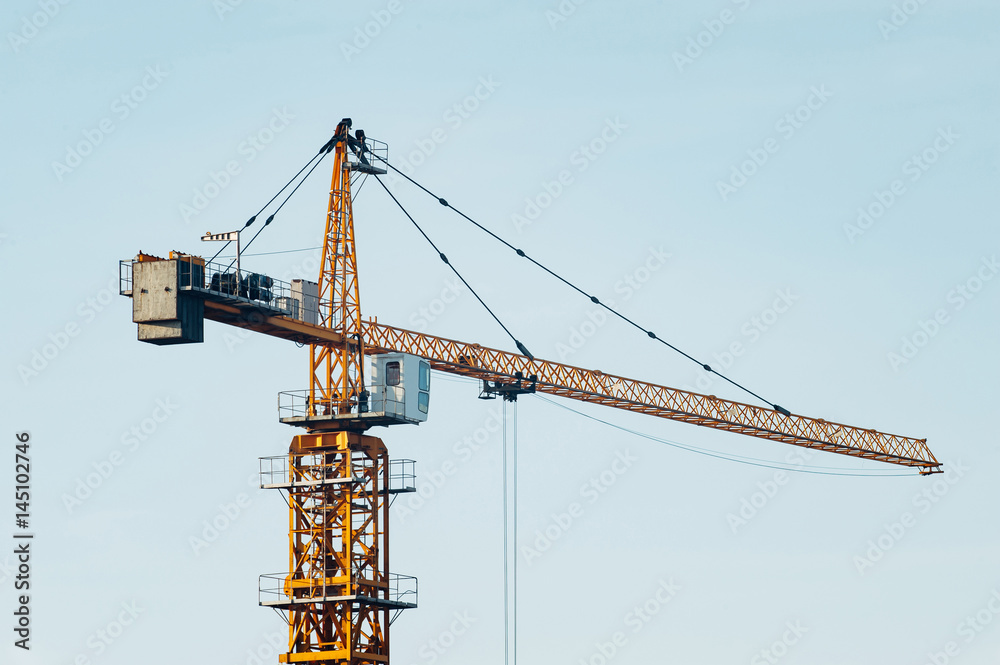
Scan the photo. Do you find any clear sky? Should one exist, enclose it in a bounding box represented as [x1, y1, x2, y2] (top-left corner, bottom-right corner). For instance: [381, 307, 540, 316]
[1, 1, 998, 664]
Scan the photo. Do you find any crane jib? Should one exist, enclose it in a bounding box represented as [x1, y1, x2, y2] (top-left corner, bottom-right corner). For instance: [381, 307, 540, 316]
[182, 294, 939, 473]
[360, 321, 942, 474]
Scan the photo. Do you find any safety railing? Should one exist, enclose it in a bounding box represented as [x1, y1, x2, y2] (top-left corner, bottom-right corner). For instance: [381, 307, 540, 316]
[259, 454, 355, 490]
[181, 256, 293, 311]
[388, 459, 416, 494]
[277, 383, 408, 421]
[350, 136, 389, 174]
[258, 572, 417, 608]
[259, 455, 415, 493]
[387, 573, 418, 607]
[119, 255, 332, 326]
[119, 260, 133, 296]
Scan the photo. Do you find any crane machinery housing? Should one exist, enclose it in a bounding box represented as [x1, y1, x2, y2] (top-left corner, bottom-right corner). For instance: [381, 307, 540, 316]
[119, 118, 941, 665]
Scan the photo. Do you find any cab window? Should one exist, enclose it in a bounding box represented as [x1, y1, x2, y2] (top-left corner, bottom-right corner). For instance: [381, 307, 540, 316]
[419, 362, 430, 391]
[386, 361, 400, 386]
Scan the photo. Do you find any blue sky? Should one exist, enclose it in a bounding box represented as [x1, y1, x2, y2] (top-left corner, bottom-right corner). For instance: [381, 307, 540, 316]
[1, 1, 999, 664]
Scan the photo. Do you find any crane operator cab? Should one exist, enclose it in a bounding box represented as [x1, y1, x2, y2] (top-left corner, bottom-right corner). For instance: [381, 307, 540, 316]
[369, 353, 430, 424]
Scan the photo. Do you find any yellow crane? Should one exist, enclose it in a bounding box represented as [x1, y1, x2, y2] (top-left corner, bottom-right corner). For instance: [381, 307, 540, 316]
[121, 119, 941, 665]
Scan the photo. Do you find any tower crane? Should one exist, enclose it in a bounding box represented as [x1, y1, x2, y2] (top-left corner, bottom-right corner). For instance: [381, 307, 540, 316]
[120, 118, 941, 665]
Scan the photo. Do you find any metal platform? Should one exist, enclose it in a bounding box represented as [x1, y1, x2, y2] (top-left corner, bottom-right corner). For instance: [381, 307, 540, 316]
[121, 255, 313, 319]
[277, 390, 424, 429]
[181, 286, 292, 317]
[259, 455, 415, 494]
[348, 135, 389, 175]
[259, 573, 418, 611]
[351, 163, 387, 175]
[120, 255, 361, 347]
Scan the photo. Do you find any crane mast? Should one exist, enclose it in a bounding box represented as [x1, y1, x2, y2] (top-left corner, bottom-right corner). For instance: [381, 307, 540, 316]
[120, 118, 942, 665]
[311, 119, 367, 419]
[272, 120, 405, 665]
